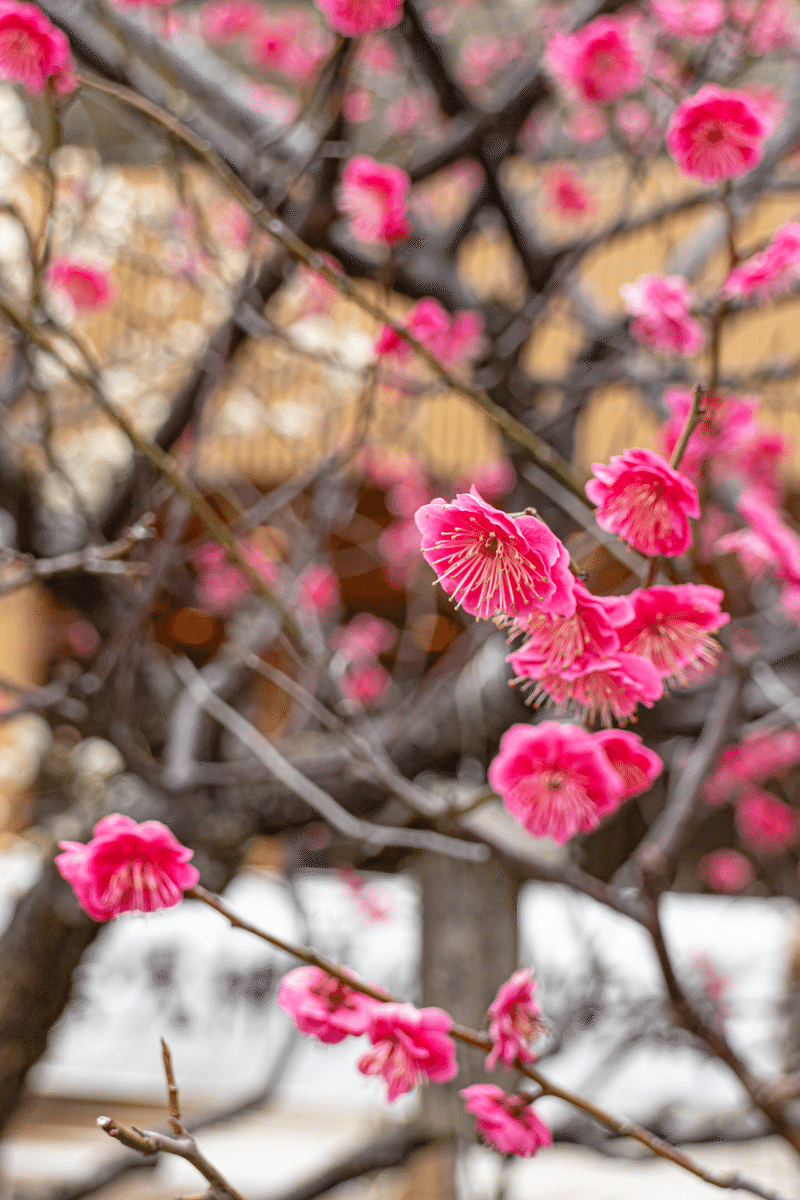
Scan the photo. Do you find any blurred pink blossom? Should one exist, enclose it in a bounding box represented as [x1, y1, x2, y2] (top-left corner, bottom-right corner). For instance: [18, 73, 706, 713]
[0, 3, 73, 94]
[621, 273, 705, 355]
[699, 849, 753, 892]
[339, 155, 411, 244]
[334, 612, 397, 660]
[340, 661, 391, 706]
[200, 0, 259, 41]
[299, 564, 339, 616]
[546, 16, 645, 104]
[358, 1003, 458, 1101]
[315, 0, 401, 37]
[46, 259, 116, 312]
[544, 165, 596, 220]
[724, 222, 800, 301]
[651, 0, 724, 40]
[461, 1086, 552, 1156]
[736, 788, 798, 852]
[376, 298, 483, 365]
[278, 966, 377, 1042]
[666, 85, 771, 183]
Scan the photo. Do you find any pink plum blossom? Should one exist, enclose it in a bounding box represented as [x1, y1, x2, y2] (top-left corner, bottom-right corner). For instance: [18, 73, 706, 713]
[488, 722, 626, 842]
[461, 1086, 552, 1156]
[593, 729, 663, 797]
[358, 1003, 458, 1101]
[705, 729, 800, 806]
[194, 540, 278, 614]
[416, 489, 575, 623]
[699, 849, 753, 893]
[507, 581, 631, 677]
[45, 259, 116, 312]
[299, 564, 339, 616]
[200, 0, 259, 40]
[55, 814, 199, 922]
[339, 156, 410, 244]
[458, 458, 515, 500]
[486, 968, 545, 1070]
[334, 612, 397, 660]
[545, 16, 645, 104]
[315, 0, 401, 37]
[585, 448, 700, 558]
[666, 86, 771, 183]
[621, 273, 705, 355]
[724, 223, 800, 302]
[616, 584, 729, 684]
[0, 2, 72, 93]
[736, 788, 798, 852]
[278, 966, 378, 1042]
[616, 100, 655, 143]
[544, 165, 596, 220]
[732, 0, 797, 52]
[738, 490, 800, 584]
[340, 661, 391, 706]
[529, 651, 663, 727]
[338, 867, 392, 921]
[376, 298, 483, 365]
[567, 106, 606, 143]
[658, 387, 760, 483]
[651, 0, 724, 40]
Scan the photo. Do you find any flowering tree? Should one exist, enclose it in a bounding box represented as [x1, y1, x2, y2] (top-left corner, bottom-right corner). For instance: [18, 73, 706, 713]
[2, 0, 800, 1196]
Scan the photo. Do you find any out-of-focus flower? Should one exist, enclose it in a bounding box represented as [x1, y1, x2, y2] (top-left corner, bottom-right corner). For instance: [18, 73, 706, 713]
[593, 729, 663, 797]
[486, 968, 545, 1070]
[461, 1085, 552, 1156]
[736, 788, 798, 852]
[586, 448, 700, 558]
[55, 814, 199, 921]
[278, 965, 378, 1042]
[666, 85, 771, 183]
[724, 223, 800, 302]
[699, 849, 753, 892]
[488, 721, 626, 842]
[46, 258, 116, 312]
[616, 584, 729, 684]
[651, 0, 724, 40]
[339, 661, 390, 706]
[299, 564, 339, 616]
[376, 298, 483, 365]
[334, 612, 397, 660]
[358, 1003, 458, 1101]
[546, 16, 645, 104]
[339, 155, 410, 244]
[544, 165, 596, 220]
[315, 0, 401, 37]
[621, 273, 705, 355]
[0, 2, 72, 93]
[200, 0, 259, 41]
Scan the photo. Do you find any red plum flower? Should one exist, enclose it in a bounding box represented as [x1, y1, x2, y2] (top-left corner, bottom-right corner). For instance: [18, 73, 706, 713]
[699, 849, 753, 893]
[507, 580, 631, 676]
[488, 721, 626, 842]
[0, 2, 72, 93]
[621, 273, 705, 355]
[651, 0, 724, 39]
[544, 165, 596, 220]
[376, 298, 483, 365]
[200, 0, 259, 40]
[299, 564, 339, 616]
[736, 788, 798, 852]
[546, 16, 645, 104]
[55, 814, 199, 922]
[461, 1085, 552, 1156]
[586, 447, 700, 558]
[415, 488, 575, 622]
[339, 156, 410, 244]
[486, 968, 545, 1070]
[46, 259, 116, 312]
[593, 729, 663, 797]
[666, 86, 771, 183]
[724, 223, 800, 302]
[315, 0, 401, 35]
[358, 1003, 458, 1101]
[616, 584, 729, 684]
[530, 651, 663, 726]
[278, 966, 378, 1043]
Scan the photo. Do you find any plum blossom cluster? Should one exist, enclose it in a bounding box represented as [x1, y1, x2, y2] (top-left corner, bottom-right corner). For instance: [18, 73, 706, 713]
[339, 155, 410, 245]
[702, 728, 800, 861]
[54, 818, 551, 1156]
[488, 722, 662, 843]
[277, 963, 551, 1154]
[621, 274, 704, 356]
